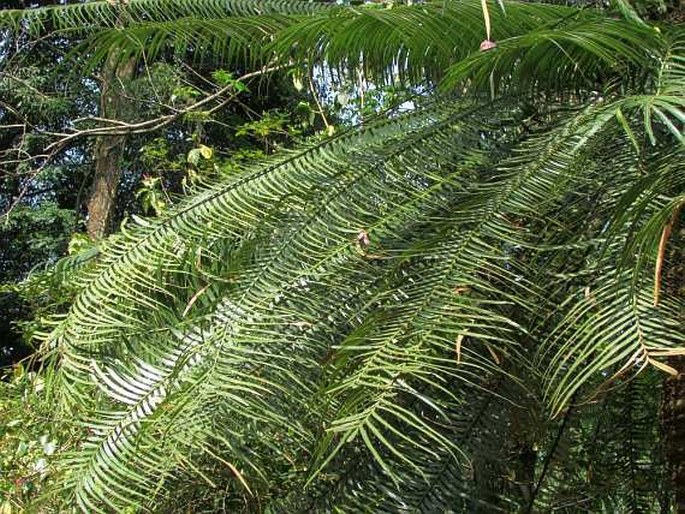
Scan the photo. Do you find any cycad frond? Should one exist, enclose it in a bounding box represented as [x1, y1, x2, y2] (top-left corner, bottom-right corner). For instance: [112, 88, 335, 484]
[442, 17, 660, 95]
[52, 99, 515, 509]
[269, 0, 581, 84]
[4, 1, 632, 86]
[0, 0, 323, 34]
[42, 83, 683, 509]
[541, 273, 685, 416]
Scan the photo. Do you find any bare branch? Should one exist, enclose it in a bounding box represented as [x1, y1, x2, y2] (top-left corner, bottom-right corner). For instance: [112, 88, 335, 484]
[44, 64, 286, 153]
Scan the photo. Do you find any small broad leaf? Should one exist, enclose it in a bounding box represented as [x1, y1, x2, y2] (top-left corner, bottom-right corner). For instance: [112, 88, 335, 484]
[292, 73, 304, 92]
[198, 144, 213, 160]
[187, 148, 201, 165]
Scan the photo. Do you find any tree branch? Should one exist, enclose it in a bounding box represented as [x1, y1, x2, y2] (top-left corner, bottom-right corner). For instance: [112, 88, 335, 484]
[43, 64, 286, 153]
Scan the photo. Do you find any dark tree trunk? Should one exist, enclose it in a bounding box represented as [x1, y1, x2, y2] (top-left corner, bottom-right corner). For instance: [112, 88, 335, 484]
[663, 358, 685, 512]
[86, 49, 135, 240]
[660, 208, 685, 512]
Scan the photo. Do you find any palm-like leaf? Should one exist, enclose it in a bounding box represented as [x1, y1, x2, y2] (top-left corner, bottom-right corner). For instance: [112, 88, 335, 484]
[48, 102, 682, 511]
[0, 0, 324, 33]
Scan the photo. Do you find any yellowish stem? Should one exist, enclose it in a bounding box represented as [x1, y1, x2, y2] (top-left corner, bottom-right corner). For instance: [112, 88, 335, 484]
[654, 201, 683, 307]
[481, 0, 492, 40]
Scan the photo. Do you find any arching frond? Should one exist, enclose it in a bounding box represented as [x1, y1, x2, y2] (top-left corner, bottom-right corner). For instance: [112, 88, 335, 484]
[0, 0, 324, 35]
[541, 272, 685, 416]
[442, 17, 660, 95]
[268, 0, 582, 84]
[4, 0, 637, 87]
[38, 80, 682, 508]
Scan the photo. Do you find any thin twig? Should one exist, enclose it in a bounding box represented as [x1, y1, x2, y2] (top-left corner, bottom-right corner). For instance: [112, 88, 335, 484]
[526, 402, 574, 513]
[1, 64, 287, 217]
[307, 72, 332, 132]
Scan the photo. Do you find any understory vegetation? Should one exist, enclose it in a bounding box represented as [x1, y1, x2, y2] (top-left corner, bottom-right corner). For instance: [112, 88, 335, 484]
[0, 0, 684, 511]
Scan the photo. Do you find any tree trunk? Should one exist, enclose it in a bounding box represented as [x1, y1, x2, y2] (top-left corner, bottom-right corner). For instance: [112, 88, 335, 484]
[86, 49, 135, 240]
[659, 207, 685, 512]
[663, 358, 685, 512]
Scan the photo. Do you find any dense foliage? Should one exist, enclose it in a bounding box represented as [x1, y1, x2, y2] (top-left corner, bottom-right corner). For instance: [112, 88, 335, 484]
[0, 0, 684, 512]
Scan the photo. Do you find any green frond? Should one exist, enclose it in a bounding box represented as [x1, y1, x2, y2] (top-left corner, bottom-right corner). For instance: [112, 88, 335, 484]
[39, 87, 682, 508]
[51, 99, 514, 509]
[540, 272, 685, 416]
[442, 17, 661, 95]
[268, 0, 581, 85]
[3, 0, 602, 86]
[0, 0, 324, 35]
[71, 14, 293, 74]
